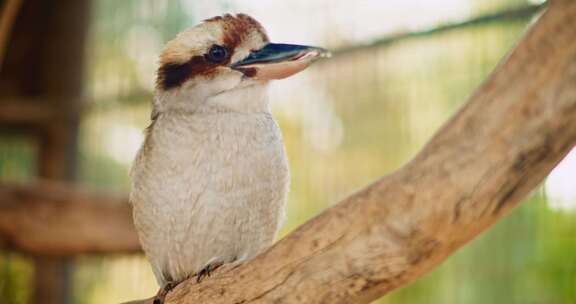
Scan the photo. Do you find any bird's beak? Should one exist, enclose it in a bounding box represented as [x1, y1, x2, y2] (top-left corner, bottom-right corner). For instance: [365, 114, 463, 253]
[231, 43, 330, 80]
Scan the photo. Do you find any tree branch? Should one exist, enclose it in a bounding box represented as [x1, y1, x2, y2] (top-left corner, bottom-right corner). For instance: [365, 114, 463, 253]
[332, 3, 544, 58]
[131, 1, 576, 303]
[0, 181, 140, 255]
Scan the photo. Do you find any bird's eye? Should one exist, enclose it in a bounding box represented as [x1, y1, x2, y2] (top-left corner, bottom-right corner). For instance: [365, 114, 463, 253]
[206, 45, 229, 63]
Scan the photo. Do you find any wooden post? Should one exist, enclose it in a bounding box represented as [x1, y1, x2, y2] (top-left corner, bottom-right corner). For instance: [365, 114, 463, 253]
[0, 0, 90, 303]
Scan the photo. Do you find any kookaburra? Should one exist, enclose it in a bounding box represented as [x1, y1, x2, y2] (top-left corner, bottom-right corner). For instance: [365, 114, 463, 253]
[129, 13, 328, 302]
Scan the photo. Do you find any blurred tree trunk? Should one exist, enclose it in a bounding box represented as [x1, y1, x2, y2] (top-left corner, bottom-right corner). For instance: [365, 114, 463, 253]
[0, 0, 23, 68]
[0, 0, 91, 303]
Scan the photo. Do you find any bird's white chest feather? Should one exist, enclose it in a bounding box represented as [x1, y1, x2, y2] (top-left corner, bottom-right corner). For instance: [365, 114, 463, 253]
[130, 110, 289, 284]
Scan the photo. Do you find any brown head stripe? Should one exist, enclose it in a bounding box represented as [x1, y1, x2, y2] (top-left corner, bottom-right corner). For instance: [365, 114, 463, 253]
[206, 13, 269, 46]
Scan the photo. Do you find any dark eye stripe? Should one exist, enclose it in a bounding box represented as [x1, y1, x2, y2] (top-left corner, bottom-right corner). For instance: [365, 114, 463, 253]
[156, 56, 213, 90]
[157, 62, 192, 90]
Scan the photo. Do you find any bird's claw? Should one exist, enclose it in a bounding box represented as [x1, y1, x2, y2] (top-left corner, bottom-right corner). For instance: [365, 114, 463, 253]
[153, 281, 176, 304]
[196, 262, 223, 283]
[152, 262, 223, 304]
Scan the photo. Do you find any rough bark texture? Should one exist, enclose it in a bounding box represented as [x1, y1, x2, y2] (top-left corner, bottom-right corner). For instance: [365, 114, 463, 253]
[0, 181, 140, 255]
[124, 1, 575, 303]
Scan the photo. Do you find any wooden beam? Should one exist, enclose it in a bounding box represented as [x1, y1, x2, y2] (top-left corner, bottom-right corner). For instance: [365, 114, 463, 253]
[0, 100, 62, 126]
[124, 1, 576, 303]
[0, 181, 140, 255]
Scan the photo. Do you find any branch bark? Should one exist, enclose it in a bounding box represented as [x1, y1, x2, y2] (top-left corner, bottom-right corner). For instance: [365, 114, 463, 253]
[131, 1, 576, 303]
[0, 181, 140, 255]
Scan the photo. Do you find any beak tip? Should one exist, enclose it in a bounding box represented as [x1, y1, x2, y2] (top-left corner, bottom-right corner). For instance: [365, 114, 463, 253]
[316, 47, 332, 57]
[306, 47, 331, 61]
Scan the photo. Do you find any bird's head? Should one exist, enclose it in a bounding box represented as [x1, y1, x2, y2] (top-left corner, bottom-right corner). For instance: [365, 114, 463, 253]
[154, 14, 329, 114]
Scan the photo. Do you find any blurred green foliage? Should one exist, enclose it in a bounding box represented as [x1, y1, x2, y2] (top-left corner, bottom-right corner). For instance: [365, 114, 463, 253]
[0, 136, 35, 303]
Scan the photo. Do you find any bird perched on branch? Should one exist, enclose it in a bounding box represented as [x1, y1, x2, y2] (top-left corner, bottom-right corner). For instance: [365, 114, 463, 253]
[130, 13, 329, 303]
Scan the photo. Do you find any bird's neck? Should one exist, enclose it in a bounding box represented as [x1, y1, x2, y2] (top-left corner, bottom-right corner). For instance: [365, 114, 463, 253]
[146, 83, 274, 147]
[154, 83, 271, 118]
[202, 83, 271, 114]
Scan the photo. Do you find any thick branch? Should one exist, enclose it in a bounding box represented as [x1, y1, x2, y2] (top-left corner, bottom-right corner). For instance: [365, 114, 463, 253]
[0, 181, 140, 255]
[131, 1, 576, 303]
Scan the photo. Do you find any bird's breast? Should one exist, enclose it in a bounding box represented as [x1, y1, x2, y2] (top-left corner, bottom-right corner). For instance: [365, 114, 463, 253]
[130, 111, 290, 282]
[130, 111, 289, 253]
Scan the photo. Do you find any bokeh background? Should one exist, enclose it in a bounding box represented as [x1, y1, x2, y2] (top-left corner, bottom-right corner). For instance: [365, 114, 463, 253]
[1, 0, 575, 303]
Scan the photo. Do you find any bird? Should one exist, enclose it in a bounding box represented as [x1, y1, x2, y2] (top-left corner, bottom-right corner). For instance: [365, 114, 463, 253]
[129, 13, 329, 303]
